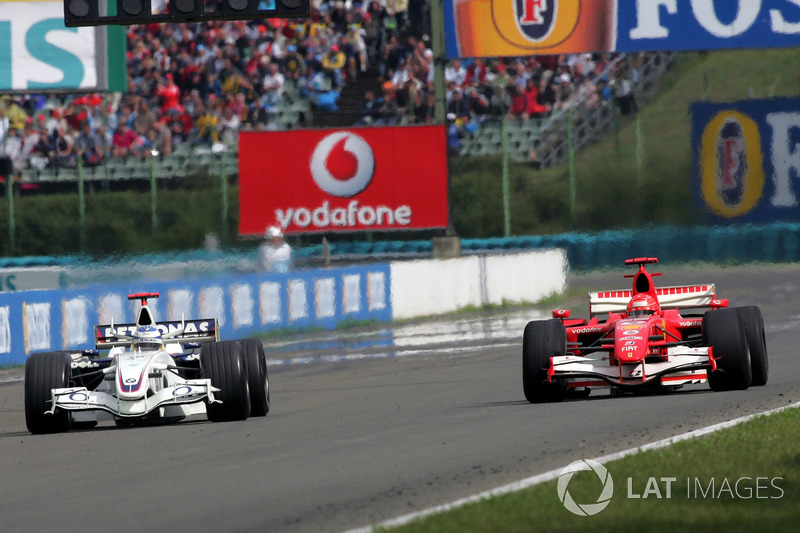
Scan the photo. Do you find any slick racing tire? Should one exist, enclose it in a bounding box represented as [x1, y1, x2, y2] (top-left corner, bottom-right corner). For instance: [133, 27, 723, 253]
[738, 306, 768, 387]
[201, 340, 251, 422]
[703, 308, 752, 391]
[25, 351, 72, 434]
[241, 338, 270, 417]
[522, 319, 566, 403]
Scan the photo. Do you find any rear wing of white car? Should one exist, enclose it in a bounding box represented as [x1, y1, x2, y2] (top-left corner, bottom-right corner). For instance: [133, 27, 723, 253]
[589, 284, 717, 317]
[94, 318, 220, 349]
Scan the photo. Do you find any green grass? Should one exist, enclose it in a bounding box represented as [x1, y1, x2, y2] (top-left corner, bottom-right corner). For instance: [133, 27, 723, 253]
[384, 406, 800, 532]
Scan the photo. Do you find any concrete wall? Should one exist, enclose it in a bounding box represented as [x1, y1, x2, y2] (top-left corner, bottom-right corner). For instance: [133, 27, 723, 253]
[390, 249, 567, 320]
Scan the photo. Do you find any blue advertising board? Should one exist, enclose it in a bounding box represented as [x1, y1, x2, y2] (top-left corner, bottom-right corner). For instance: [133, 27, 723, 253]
[691, 96, 800, 223]
[0, 264, 393, 367]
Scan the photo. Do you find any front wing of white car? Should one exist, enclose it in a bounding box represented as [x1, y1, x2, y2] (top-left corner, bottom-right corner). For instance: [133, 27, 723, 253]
[47, 379, 221, 418]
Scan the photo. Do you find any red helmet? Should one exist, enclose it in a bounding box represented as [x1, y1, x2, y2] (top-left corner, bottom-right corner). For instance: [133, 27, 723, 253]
[627, 294, 659, 318]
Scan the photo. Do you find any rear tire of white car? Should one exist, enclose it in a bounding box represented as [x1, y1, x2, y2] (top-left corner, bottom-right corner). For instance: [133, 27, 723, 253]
[703, 308, 752, 391]
[25, 351, 72, 434]
[201, 340, 251, 422]
[738, 306, 768, 386]
[522, 319, 566, 403]
[242, 338, 270, 417]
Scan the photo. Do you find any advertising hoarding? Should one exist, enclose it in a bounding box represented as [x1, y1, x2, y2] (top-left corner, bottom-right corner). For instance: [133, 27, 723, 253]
[445, 0, 800, 59]
[238, 125, 449, 236]
[691, 96, 800, 223]
[0, 0, 125, 91]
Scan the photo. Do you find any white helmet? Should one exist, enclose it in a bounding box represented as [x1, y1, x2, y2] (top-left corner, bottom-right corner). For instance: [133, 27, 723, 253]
[133, 325, 162, 351]
[265, 226, 283, 239]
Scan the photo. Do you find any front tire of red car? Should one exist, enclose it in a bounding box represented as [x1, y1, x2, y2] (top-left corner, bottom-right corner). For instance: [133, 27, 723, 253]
[738, 306, 768, 386]
[703, 308, 752, 391]
[522, 319, 566, 403]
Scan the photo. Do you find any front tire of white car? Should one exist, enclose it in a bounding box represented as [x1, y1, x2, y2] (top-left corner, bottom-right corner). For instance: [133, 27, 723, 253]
[242, 338, 270, 417]
[25, 351, 72, 434]
[201, 340, 251, 422]
[703, 308, 752, 391]
[522, 319, 566, 403]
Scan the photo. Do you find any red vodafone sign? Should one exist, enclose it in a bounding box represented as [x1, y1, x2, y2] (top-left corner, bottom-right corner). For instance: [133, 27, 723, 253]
[238, 125, 449, 235]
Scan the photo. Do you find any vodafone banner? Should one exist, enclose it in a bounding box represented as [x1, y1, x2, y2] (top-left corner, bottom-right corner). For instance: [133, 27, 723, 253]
[238, 126, 449, 236]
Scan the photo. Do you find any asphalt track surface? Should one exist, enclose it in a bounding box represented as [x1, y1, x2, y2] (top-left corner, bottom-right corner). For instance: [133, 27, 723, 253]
[0, 263, 798, 533]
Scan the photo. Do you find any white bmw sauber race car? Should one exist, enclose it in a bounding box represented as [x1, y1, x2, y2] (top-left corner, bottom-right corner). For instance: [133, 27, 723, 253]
[24, 292, 270, 434]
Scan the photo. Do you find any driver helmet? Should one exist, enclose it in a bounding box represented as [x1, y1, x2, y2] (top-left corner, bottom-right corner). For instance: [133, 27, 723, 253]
[133, 325, 162, 351]
[627, 293, 659, 318]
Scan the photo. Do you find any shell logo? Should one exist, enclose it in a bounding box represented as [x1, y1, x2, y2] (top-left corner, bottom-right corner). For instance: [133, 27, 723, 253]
[493, 0, 581, 49]
[310, 132, 375, 198]
[699, 110, 765, 218]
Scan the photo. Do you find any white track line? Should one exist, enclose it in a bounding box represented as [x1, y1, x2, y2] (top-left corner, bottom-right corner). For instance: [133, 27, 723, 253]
[344, 400, 800, 533]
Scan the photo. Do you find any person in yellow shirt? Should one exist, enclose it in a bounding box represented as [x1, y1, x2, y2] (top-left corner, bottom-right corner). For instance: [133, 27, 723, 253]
[0, 96, 29, 131]
[322, 44, 346, 88]
[194, 102, 220, 145]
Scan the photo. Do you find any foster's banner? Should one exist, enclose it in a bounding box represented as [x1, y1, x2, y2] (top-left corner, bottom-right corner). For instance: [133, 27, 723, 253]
[691, 97, 800, 222]
[445, 0, 800, 59]
[238, 126, 449, 235]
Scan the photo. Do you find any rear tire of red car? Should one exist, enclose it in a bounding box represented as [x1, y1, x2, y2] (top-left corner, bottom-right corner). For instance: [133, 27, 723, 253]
[25, 351, 72, 434]
[201, 340, 251, 422]
[738, 306, 768, 386]
[523, 319, 566, 403]
[703, 308, 752, 391]
[242, 338, 270, 417]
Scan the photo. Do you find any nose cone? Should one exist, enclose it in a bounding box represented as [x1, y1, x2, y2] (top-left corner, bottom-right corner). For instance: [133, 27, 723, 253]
[615, 319, 649, 362]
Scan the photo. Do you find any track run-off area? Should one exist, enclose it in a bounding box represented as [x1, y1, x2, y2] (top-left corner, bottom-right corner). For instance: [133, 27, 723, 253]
[0, 263, 797, 533]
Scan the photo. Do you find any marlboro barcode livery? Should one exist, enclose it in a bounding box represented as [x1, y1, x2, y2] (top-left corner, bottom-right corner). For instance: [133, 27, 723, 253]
[522, 258, 769, 403]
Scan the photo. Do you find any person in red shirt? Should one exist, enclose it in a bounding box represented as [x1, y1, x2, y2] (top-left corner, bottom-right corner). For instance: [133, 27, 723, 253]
[111, 123, 142, 158]
[524, 78, 549, 118]
[156, 73, 182, 114]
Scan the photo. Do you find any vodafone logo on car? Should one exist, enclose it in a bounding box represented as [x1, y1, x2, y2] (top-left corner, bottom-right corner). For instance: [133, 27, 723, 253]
[275, 131, 412, 231]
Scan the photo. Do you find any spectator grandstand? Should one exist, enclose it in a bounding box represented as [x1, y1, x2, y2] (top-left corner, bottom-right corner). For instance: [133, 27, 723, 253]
[0, 1, 666, 190]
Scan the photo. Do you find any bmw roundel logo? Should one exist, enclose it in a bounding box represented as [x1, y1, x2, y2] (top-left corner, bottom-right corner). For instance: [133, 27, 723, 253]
[310, 132, 375, 198]
[125, 378, 137, 384]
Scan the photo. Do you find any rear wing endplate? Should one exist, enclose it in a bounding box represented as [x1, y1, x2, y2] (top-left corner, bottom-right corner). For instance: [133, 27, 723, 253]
[589, 284, 717, 317]
[94, 318, 220, 349]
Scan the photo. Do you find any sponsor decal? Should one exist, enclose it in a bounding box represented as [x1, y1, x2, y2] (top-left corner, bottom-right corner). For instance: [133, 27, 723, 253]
[71, 360, 100, 368]
[679, 320, 702, 327]
[572, 326, 604, 335]
[68, 391, 89, 402]
[623, 330, 640, 335]
[100, 320, 213, 339]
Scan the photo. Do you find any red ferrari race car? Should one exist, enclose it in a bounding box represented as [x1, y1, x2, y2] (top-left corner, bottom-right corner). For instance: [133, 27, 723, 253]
[522, 257, 768, 403]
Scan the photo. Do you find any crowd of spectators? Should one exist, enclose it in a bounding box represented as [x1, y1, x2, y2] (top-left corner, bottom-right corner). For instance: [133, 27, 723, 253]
[0, 0, 642, 177]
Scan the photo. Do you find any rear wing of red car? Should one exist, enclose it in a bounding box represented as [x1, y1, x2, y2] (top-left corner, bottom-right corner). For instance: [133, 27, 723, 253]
[589, 284, 718, 317]
[94, 318, 220, 350]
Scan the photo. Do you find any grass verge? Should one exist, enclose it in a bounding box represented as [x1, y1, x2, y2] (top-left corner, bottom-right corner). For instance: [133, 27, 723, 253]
[383, 406, 800, 533]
